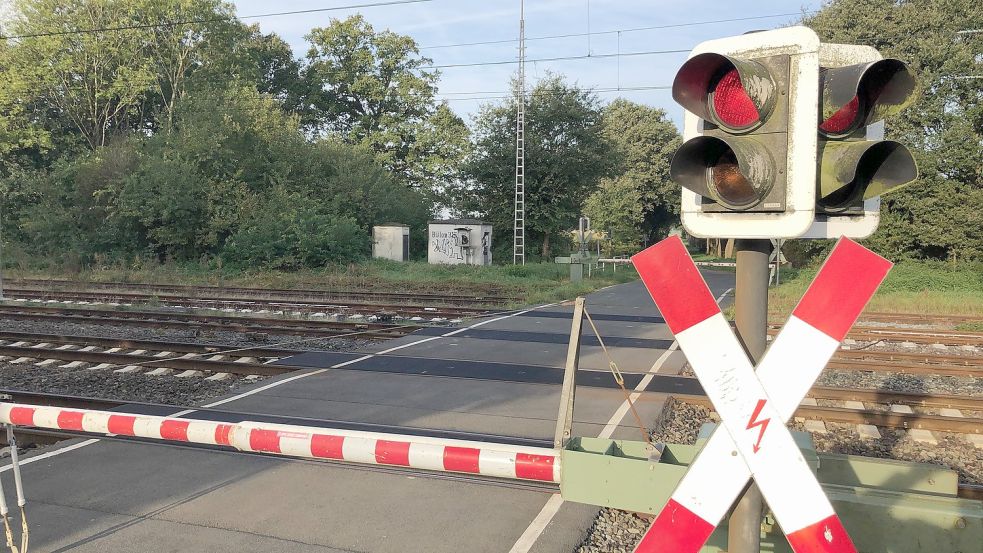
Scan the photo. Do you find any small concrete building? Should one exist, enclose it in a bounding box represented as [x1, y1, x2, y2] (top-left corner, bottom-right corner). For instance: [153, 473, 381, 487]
[428, 219, 493, 265]
[372, 224, 410, 262]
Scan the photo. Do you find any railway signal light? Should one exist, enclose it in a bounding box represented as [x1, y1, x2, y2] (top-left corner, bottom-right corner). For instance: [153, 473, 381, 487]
[802, 46, 919, 238]
[670, 27, 820, 239]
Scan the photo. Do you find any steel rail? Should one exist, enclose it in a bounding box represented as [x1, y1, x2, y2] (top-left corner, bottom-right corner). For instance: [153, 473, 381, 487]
[5, 290, 494, 318]
[824, 357, 982, 378]
[0, 331, 305, 358]
[0, 304, 420, 339]
[2, 278, 518, 306]
[0, 344, 296, 376]
[768, 325, 983, 347]
[832, 349, 983, 368]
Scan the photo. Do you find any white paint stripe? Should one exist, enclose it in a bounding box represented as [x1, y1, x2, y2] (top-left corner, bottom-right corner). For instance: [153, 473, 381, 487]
[0, 302, 558, 472]
[508, 494, 565, 553]
[509, 288, 731, 552]
[0, 439, 99, 474]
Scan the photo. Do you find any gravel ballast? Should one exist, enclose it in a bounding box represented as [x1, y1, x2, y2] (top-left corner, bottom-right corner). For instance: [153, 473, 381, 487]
[575, 400, 714, 553]
[0, 363, 258, 406]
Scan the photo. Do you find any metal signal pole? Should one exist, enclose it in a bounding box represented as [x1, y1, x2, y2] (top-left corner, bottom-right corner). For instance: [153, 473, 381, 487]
[728, 238, 771, 553]
[513, 0, 526, 265]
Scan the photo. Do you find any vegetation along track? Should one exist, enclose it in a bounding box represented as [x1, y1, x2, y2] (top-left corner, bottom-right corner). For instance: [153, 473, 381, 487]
[0, 304, 421, 339]
[2, 278, 515, 315]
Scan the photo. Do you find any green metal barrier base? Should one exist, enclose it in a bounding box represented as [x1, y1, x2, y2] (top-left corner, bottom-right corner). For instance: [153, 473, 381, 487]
[561, 428, 982, 552]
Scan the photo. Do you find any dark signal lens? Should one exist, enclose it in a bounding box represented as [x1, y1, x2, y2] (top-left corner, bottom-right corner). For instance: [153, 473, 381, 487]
[709, 150, 756, 206]
[820, 96, 860, 135]
[710, 68, 760, 129]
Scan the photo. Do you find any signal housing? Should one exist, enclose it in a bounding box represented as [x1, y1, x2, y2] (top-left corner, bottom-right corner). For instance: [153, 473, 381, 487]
[802, 44, 919, 238]
[671, 27, 820, 239]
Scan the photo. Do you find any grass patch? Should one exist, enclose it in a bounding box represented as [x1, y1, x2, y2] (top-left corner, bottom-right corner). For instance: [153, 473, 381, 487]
[4, 259, 639, 307]
[768, 260, 983, 318]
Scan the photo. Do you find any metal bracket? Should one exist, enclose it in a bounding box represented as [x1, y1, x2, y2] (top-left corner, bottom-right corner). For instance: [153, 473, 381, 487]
[553, 297, 585, 448]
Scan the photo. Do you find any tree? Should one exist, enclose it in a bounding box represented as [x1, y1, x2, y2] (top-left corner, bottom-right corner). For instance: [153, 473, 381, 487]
[302, 15, 466, 196]
[463, 75, 615, 258]
[583, 100, 681, 252]
[5, 0, 158, 148]
[804, 0, 983, 261]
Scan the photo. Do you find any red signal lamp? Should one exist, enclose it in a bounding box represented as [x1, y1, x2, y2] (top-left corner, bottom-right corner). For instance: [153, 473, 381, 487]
[819, 59, 915, 138]
[672, 53, 777, 132]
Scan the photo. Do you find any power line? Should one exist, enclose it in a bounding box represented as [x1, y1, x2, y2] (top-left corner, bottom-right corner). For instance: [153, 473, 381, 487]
[437, 84, 672, 102]
[0, 0, 433, 40]
[419, 12, 813, 50]
[421, 47, 690, 70]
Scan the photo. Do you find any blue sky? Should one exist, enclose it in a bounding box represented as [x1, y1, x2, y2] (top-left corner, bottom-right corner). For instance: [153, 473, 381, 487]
[232, 1, 824, 128]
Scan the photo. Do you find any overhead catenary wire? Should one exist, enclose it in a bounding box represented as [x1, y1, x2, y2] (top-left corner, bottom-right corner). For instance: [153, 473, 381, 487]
[418, 11, 815, 50]
[420, 47, 690, 70]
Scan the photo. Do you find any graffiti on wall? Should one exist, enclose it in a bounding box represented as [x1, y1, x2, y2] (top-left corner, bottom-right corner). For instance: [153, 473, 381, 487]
[431, 230, 465, 260]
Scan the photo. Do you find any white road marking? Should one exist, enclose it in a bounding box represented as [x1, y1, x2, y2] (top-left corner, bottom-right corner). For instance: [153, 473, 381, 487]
[508, 494, 565, 553]
[1, 303, 557, 471]
[507, 287, 732, 552]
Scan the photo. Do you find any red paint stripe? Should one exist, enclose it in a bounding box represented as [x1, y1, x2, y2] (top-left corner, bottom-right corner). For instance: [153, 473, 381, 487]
[792, 238, 891, 342]
[57, 411, 85, 431]
[214, 424, 234, 446]
[786, 514, 857, 553]
[107, 415, 136, 436]
[631, 236, 720, 335]
[8, 407, 36, 426]
[311, 434, 345, 459]
[442, 446, 481, 473]
[248, 429, 282, 453]
[159, 420, 190, 442]
[515, 453, 555, 482]
[375, 440, 411, 466]
[634, 498, 714, 553]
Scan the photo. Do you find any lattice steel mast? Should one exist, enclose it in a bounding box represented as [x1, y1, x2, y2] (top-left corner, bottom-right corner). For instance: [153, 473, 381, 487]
[513, 0, 526, 265]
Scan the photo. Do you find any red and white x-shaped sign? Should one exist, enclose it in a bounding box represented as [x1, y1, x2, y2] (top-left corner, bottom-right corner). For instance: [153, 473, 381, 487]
[631, 236, 892, 553]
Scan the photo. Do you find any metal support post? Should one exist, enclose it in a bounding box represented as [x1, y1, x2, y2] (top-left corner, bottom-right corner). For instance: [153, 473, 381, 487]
[554, 296, 585, 448]
[728, 238, 771, 553]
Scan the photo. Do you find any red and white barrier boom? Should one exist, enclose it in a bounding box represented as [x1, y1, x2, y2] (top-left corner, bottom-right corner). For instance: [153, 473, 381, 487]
[0, 406, 560, 483]
[631, 236, 891, 553]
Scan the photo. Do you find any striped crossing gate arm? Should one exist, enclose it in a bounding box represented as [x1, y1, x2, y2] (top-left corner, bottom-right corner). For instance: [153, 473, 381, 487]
[630, 236, 889, 553]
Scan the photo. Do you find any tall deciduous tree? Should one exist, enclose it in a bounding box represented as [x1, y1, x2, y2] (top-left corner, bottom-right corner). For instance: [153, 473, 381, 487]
[463, 75, 615, 258]
[805, 0, 983, 261]
[584, 100, 681, 253]
[302, 15, 467, 197]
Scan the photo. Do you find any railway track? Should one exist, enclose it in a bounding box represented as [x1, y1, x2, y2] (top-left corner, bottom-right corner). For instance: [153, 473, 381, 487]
[17, 346, 971, 439]
[2, 278, 518, 313]
[826, 350, 982, 378]
[0, 304, 421, 339]
[858, 312, 983, 326]
[0, 340, 298, 378]
[768, 324, 983, 348]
